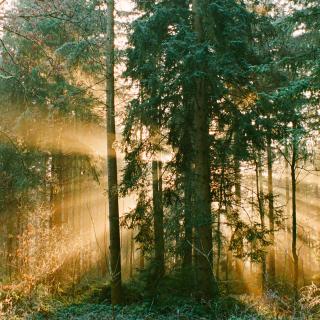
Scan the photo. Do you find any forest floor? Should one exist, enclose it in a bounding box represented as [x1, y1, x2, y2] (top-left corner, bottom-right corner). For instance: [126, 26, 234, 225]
[1, 276, 319, 319]
[25, 293, 315, 320]
[30, 297, 284, 320]
[21, 294, 291, 320]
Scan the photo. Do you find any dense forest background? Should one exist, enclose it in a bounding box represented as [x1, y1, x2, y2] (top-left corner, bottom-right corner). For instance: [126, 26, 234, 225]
[0, 0, 320, 319]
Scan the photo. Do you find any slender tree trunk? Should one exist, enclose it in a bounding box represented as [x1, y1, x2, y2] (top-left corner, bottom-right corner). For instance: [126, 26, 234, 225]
[7, 212, 15, 280]
[174, 209, 180, 265]
[106, 0, 122, 305]
[75, 156, 82, 282]
[267, 137, 275, 282]
[152, 159, 165, 278]
[216, 161, 225, 281]
[183, 159, 193, 269]
[51, 153, 64, 284]
[192, 0, 216, 299]
[291, 134, 298, 299]
[78, 157, 84, 278]
[70, 154, 77, 289]
[225, 249, 232, 294]
[284, 142, 290, 276]
[51, 153, 63, 228]
[181, 88, 194, 271]
[216, 207, 221, 281]
[234, 158, 241, 205]
[138, 123, 145, 272]
[285, 144, 290, 214]
[139, 249, 145, 270]
[255, 154, 266, 292]
[129, 230, 134, 278]
[234, 156, 244, 279]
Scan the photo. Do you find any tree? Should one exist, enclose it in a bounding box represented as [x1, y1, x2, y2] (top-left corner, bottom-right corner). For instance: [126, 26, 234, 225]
[267, 134, 275, 282]
[106, 0, 122, 305]
[191, 0, 215, 298]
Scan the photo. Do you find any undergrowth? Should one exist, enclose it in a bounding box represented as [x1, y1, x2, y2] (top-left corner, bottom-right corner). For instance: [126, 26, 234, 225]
[1, 272, 320, 319]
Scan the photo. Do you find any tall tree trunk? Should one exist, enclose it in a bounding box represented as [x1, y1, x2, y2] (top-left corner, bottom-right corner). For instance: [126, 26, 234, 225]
[177, 0, 193, 275]
[291, 132, 298, 299]
[255, 154, 266, 292]
[129, 230, 134, 278]
[138, 124, 145, 272]
[152, 159, 165, 278]
[106, 0, 122, 305]
[192, 0, 216, 299]
[267, 137, 275, 282]
[75, 155, 82, 283]
[70, 154, 77, 289]
[181, 85, 193, 271]
[78, 157, 84, 278]
[216, 160, 225, 281]
[183, 159, 193, 270]
[216, 205, 221, 281]
[51, 153, 63, 228]
[6, 211, 15, 280]
[174, 209, 180, 265]
[51, 153, 64, 284]
[234, 158, 241, 205]
[234, 156, 244, 280]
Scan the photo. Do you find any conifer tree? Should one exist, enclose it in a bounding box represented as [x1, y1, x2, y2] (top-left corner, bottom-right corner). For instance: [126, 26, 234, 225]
[106, 0, 122, 305]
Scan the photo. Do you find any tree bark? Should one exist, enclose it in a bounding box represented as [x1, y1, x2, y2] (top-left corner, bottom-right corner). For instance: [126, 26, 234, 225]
[183, 159, 193, 270]
[106, 0, 122, 305]
[152, 159, 165, 278]
[181, 83, 193, 271]
[255, 154, 266, 292]
[192, 0, 215, 299]
[129, 230, 134, 278]
[216, 160, 225, 281]
[291, 131, 298, 299]
[234, 156, 244, 279]
[267, 137, 275, 282]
